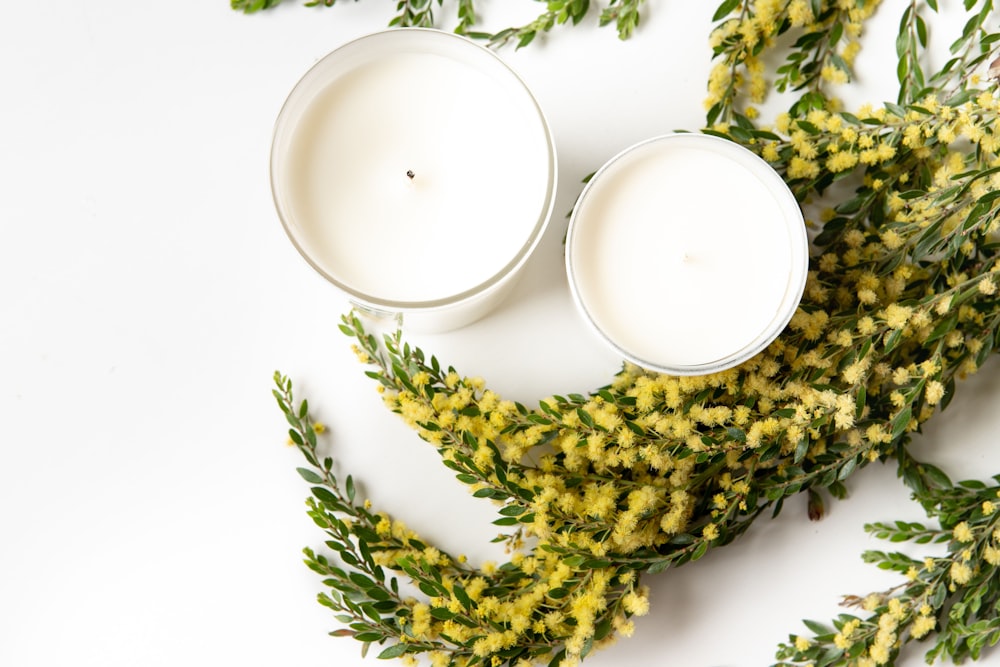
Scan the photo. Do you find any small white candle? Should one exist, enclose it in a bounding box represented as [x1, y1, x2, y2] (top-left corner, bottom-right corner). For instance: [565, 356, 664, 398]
[271, 29, 556, 332]
[566, 133, 808, 375]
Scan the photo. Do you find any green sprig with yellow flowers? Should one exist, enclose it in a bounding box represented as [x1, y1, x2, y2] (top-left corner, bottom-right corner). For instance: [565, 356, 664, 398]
[273, 1, 1000, 665]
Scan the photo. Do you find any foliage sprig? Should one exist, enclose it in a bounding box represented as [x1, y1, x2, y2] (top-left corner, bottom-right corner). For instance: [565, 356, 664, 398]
[231, 0, 646, 47]
[270, 1, 1000, 665]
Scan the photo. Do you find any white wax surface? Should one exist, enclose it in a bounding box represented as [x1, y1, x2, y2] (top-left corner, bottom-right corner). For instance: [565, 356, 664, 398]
[277, 38, 553, 304]
[569, 134, 803, 370]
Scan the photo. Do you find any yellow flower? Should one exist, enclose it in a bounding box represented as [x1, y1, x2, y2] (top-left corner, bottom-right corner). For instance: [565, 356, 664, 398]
[911, 613, 936, 639]
[858, 288, 877, 305]
[622, 588, 650, 616]
[950, 560, 973, 585]
[821, 64, 849, 85]
[882, 303, 912, 329]
[986, 545, 1000, 566]
[826, 150, 859, 172]
[953, 521, 974, 543]
[789, 156, 820, 179]
[788, 0, 814, 25]
[869, 641, 891, 664]
[924, 381, 945, 406]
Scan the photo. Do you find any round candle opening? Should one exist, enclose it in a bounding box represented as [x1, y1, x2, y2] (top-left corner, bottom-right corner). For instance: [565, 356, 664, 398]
[271, 29, 557, 327]
[566, 133, 808, 375]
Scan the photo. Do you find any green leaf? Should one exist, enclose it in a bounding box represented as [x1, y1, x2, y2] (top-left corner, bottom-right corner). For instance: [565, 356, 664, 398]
[312, 486, 342, 509]
[712, 0, 740, 21]
[430, 606, 456, 620]
[892, 407, 912, 439]
[377, 643, 409, 659]
[916, 14, 928, 47]
[838, 456, 858, 481]
[803, 619, 833, 636]
[647, 559, 671, 574]
[453, 584, 472, 610]
[499, 505, 527, 516]
[297, 467, 324, 484]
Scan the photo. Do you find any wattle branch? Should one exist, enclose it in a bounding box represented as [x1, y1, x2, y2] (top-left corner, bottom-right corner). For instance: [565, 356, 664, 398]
[272, 0, 1000, 665]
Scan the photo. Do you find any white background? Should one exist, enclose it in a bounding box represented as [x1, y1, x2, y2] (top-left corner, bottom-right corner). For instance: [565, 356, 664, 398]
[2, 2, 999, 666]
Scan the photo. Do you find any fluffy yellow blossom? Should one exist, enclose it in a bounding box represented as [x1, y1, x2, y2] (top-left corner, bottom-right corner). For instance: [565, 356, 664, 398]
[611, 614, 635, 639]
[826, 150, 859, 172]
[924, 380, 945, 406]
[880, 229, 903, 250]
[821, 64, 849, 85]
[950, 560, 973, 585]
[789, 156, 820, 179]
[858, 288, 877, 305]
[882, 303, 912, 329]
[865, 423, 891, 444]
[791, 131, 818, 158]
[857, 316, 877, 335]
[911, 613, 936, 639]
[411, 603, 433, 638]
[936, 295, 953, 315]
[622, 588, 650, 616]
[787, 0, 813, 25]
[985, 544, 1000, 566]
[953, 521, 975, 543]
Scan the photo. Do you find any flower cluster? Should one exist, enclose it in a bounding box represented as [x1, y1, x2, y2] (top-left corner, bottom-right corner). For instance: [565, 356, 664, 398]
[777, 466, 1000, 665]
[275, 1, 1000, 666]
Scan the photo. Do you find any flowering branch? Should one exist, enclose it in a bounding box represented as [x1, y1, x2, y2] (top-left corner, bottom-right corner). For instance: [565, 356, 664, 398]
[271, 0, 1000, 665]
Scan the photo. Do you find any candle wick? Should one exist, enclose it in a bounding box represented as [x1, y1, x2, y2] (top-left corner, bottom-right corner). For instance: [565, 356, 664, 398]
[406, 170, 415, 181]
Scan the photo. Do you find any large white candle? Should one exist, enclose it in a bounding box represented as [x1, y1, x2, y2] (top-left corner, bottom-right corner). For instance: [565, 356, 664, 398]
[566, 133, 807, 375]
[271, 29, 556, 332]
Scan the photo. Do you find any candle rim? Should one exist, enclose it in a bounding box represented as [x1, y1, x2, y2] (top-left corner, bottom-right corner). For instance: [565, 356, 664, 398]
[565, 132, 808, 376]
[270, 28, 558, 312]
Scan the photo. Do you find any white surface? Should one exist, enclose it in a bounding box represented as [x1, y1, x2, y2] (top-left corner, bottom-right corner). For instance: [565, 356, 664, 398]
[0, 2, 994, 667]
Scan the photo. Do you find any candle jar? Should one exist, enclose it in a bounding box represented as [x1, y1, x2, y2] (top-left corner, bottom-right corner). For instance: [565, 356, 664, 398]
[565, 133, 808, 376]
[271, 29, 557, 332]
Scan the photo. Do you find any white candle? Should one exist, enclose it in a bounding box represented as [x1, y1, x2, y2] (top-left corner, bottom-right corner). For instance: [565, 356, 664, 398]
[271, 29, 556, 332]
[566, 133, 808, 375]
